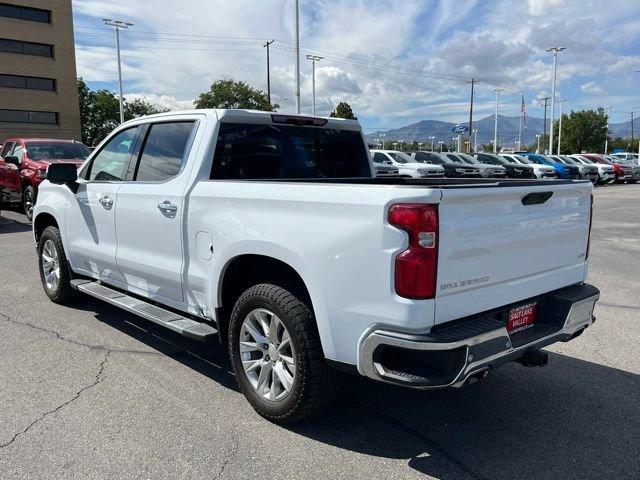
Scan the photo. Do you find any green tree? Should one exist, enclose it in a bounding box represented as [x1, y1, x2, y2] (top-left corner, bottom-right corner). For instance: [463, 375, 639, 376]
[78, 78, 169, 146]
[124, 98, 168, 119]
[330, 101, 356, 119]
[553, 108, 608, 154]
[194, 80, 277, 111]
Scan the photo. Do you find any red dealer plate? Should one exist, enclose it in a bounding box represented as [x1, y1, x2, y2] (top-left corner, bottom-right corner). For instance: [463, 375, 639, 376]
[507, 302, 537, 334]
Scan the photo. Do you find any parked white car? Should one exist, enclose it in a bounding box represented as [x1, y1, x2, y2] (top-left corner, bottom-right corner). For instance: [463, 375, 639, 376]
[371, 149, 444, 178]
[500, 154, 557, 179]
[569, 155, 615, 185]
[34, 109, 599, 423]
[610, 152, 639, 165]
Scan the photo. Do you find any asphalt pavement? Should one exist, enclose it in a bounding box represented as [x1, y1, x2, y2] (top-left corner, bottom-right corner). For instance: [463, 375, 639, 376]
[0, 184, 638, 479]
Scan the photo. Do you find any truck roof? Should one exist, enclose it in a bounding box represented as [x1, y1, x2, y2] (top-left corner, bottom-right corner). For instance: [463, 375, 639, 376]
[123, 108, 362, 131]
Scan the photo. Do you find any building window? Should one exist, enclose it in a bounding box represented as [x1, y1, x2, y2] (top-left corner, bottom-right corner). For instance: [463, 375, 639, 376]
[0, 38, 53, 57]
[0, 109, 58, 124]
[0, 73, 55, 91]
[0, 3, 51, 23]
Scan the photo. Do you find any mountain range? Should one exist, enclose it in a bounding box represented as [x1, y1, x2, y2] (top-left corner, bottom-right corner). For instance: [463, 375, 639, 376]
[365, 115, 636, 148]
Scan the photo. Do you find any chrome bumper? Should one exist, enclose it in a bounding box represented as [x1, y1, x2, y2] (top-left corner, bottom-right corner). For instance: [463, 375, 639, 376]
[359, 284, 599, 389]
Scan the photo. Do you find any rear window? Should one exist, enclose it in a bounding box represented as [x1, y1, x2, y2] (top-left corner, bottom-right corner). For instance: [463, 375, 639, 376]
[211, 123, 371, 179]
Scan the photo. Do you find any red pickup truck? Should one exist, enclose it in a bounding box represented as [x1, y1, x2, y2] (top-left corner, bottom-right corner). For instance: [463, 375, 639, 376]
[0, 138, 90, 220]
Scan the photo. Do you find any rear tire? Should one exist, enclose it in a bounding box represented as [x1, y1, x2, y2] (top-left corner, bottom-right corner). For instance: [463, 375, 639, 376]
[38, 226, 74, 304]
[228, 283, 340, 423]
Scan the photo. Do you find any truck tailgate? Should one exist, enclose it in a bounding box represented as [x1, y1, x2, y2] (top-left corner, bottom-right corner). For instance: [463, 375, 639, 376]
[435, 182, 592, 325]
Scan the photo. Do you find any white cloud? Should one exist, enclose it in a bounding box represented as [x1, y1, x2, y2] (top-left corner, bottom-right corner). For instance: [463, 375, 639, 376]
[527, 0, 564, 16]
[580, 81, 607, 95]
[123, 93, 193, 111]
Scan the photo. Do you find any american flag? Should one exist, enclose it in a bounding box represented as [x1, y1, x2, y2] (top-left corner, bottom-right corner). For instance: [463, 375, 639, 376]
[521, 93, 528, 131]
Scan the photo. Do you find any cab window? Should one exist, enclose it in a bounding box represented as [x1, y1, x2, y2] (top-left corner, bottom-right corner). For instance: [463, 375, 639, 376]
[86, 127, 139, 181]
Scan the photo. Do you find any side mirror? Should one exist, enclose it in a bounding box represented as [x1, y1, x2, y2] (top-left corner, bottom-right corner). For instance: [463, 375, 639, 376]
[4, 155, 20, 167]
[46, 163, 78, 186]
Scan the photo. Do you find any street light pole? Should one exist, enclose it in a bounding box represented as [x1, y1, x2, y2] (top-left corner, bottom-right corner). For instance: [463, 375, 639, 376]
[536, 134, 541, 153]
[546, 47, 566, 158]
[294, 0, 300, 113]
[604, 106, 612, 154]
[305, 55, 323, 115]
[467, 78, 479, 143]
[428, 136, 435, 151]
[557, 99, 566, 155]
[539, 97, 551, 153]
[263, 40, 274, 107]
[102, 18, 133, 124]
[493, 88, 504, 154]
[472, 129, 478, 153]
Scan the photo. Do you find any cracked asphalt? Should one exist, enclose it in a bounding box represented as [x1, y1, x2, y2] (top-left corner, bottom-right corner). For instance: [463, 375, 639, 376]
[1, 184, 639, 479]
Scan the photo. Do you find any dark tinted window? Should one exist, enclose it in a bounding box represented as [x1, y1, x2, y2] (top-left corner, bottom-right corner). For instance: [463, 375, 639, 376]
[372, 152, 387, 164]
[0, 38, 53, 57]
[25, 142, 90, 160]
[476, 154, 500, 165]
[26, 76, 56, 91]
[0, 3, 50, 22]
[1, 141, 14, 157]
[87, 127, 138, 181]
[415, 152, 443, 164]
[135, 122, 195, 181]
[212, 123, 371, 179]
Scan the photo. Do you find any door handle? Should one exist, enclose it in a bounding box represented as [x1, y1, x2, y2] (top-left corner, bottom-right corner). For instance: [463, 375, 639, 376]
[98, 195, 114, 209]
[157, 200, 178, 214]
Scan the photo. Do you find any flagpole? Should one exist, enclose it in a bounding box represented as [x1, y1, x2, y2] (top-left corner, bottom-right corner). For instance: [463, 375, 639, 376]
[518, 111, 522, 150]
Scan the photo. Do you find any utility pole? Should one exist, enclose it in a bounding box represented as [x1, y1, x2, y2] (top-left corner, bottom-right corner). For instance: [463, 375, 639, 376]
[539, 97, 551, 154]
[604, 106, 612, 154]
[102, 18, 133, 124]
[546, 47, 566, 158]
[557, 99, 566, 155]
[493, 88, 504, 154]
[466, 78, 479, 142]
[263, 40, 274, 107]
[630, 111, 635, 146]
[294, 0, 301, 113]
[305, 55, 323, 115]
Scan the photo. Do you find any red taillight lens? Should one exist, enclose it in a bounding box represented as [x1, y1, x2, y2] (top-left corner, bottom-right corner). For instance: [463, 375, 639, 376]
[613, 164, 622, 175]
[388, 203, 439, 299]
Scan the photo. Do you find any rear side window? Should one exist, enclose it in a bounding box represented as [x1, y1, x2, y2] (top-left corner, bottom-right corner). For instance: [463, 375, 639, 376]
[211, 123, 371, 180]
[135, 122, 195, 182]
[1, 141, 14, 157]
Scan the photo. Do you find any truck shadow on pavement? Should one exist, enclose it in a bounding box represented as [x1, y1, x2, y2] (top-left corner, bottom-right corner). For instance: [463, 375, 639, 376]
[80, 298, 639, 480]
[0, 217, 32, 234]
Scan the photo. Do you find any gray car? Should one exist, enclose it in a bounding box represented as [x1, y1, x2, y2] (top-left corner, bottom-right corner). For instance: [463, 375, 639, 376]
[607, 155, 640, 183]
[447, 152, 507, 178]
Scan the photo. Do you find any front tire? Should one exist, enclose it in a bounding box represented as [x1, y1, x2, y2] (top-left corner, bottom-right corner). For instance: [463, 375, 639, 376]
[23, 185, 35, 221]
[38, 226, 74, 304]
[228, 284, 340, 423]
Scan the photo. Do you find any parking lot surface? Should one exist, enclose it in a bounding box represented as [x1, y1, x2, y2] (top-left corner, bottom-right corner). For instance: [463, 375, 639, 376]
[1, 185, 639, 480]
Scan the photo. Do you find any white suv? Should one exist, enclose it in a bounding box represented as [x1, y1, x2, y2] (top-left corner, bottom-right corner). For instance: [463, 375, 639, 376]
[371, 150, 444, 178]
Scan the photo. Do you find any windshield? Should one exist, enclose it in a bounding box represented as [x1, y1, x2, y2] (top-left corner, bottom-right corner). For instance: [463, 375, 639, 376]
[26, 141, 90, 160]
[560, 156, 578, 165]
[500, 155, 518, 164]
[388, 151, 413, 164]
[513, 155, 533, 164]
[575, 156, 593, 164]
[455, 153, 478, 164]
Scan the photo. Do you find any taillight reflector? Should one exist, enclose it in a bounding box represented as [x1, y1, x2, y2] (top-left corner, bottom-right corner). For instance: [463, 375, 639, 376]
[388, 203, 439, 299]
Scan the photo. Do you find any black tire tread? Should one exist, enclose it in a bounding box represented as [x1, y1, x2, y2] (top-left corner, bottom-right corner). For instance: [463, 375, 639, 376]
[228, 283, 340, 423]
[38, 226, 75, 304]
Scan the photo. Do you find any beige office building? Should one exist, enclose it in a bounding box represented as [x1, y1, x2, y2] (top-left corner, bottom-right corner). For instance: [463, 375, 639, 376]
[0, 0, 81, 143]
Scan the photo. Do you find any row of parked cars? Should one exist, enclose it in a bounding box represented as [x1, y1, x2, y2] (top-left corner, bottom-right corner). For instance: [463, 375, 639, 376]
[370, 149, 640, 185]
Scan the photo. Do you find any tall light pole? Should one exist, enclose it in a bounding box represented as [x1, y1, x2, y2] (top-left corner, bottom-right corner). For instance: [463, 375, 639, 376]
[536, 134, 541, 153]
[546, 46, 566, 157]
[557, 99, 566, 155]
[604, 106, 613, 154]
[428, 136, 435, 151]
[294, 0, 301, 113]
[438, 141, 444, 152]
[472, 129, 478, 153]
[263, 40, 274, 107]
[493, 88, 504, 154]
[103, 18, 133, 124]
[305, 55, 323, 115]
[539, 97, 551, 153]
[467, 78, 479, 142]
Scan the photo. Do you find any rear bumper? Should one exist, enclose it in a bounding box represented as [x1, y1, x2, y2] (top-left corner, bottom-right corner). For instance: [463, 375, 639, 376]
[358, 283, 599, 389]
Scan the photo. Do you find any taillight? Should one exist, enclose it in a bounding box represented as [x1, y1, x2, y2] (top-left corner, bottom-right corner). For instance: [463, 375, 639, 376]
[586, 193, 593, 259]
[613, 164, 622, 175]
[388, 203, 438, 299]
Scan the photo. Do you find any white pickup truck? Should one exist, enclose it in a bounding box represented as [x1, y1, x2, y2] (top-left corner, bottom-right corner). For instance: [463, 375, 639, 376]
[34, 109, 599, 423]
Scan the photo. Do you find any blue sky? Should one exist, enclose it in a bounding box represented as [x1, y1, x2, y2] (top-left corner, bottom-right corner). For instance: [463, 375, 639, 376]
[72, 0, 640, 133]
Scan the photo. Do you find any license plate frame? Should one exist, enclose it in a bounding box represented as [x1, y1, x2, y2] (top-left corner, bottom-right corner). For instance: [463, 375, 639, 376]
[507, 302, 537, 334]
